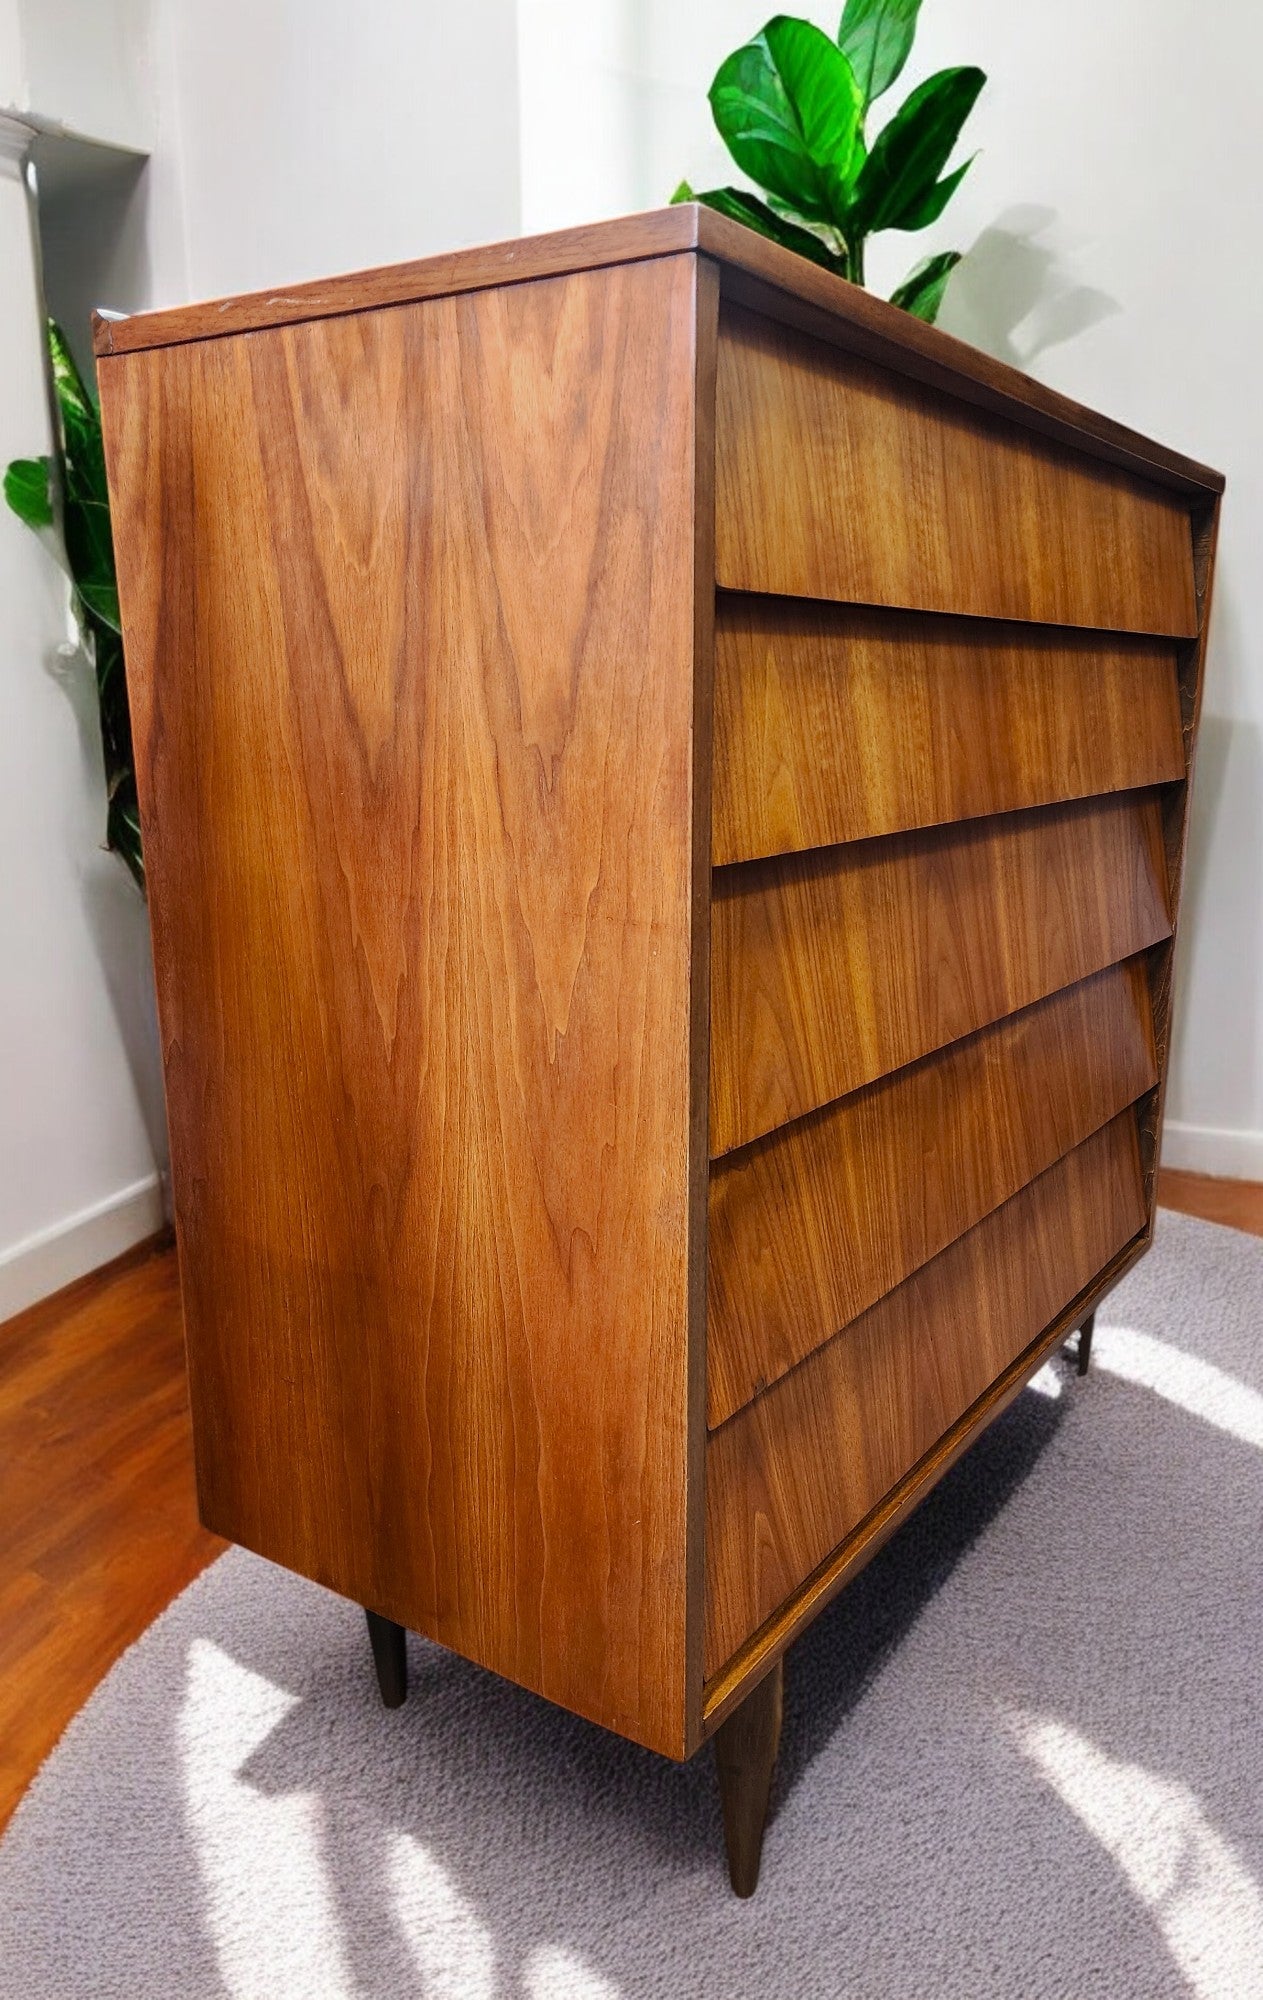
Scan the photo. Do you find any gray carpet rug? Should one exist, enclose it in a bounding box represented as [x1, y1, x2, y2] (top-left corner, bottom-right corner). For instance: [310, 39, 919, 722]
[2, 1207, 1262, 1999]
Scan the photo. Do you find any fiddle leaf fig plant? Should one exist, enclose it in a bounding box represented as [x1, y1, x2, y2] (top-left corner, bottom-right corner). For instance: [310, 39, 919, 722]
[674, 0, 985, 322]
[4, 321, 142, 891]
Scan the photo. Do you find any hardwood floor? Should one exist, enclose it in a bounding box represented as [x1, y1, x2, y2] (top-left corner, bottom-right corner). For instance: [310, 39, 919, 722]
[1158, 1167, 1263, 1237]
[0, 1165, 1257, 1832]
[0, 1235, 221, 1832]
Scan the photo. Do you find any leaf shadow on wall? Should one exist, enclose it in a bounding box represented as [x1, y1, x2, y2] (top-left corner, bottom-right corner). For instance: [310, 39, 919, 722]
[936, 204, 1120, 369]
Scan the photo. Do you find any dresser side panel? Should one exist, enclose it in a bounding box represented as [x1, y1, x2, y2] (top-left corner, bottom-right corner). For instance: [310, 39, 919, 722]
[98, 254, 702, 1757]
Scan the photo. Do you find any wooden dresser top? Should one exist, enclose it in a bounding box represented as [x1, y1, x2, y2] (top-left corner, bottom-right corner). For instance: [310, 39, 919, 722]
[93, 204, 1222, 500]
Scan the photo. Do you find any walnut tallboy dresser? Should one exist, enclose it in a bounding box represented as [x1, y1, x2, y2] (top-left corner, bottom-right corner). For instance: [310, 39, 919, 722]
[96, 207, 1221, 1896]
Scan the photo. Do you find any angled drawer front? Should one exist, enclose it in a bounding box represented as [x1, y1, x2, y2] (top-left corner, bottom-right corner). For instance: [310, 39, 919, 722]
[707, 957, 1156, 1429]
[715, 303, 1198, 637]
[712, 596, 1186, 868]
[704, 1111, 1147, 1677]
[709, 789, 1172, 1158]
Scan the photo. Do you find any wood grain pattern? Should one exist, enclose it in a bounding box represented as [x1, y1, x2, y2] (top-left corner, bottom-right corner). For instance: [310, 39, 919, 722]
[716, 303, 1198, 637]
[708, 958, 1156, 1427]
[100, 255, 705, 1758]
[92, 207, 1226, 510]
[713, 595, 1186, 867]
[704, 1111, 1146, 1674]
[710, 790, 1173, 1157]
[713, 260, 1221, 503]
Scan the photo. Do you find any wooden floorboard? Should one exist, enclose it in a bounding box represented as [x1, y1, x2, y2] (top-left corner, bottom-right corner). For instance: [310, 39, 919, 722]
[0, 1235, 221, 1833]
[1158, 1168, 1263, 1237]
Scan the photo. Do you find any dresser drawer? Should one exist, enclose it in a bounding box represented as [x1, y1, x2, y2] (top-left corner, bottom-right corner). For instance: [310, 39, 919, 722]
[710, 790, 1172, 1157]
[715, 303, 1198, 637]
[704, 1110, 1146, 1676]
[713, 595, 1186, 868]
[707, 957, 1156, 1428]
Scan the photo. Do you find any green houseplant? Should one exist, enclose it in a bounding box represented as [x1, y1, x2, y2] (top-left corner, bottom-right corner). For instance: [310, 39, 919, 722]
[4, 321, 142, 891]
[675, 0, 985, 324]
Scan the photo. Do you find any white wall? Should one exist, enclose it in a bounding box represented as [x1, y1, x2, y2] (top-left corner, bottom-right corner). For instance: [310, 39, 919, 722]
[517, 0, 757, 234]
[0, 121, 165, 1319]
[518, 0, 1262, 1179]
[147, 0, 521, 305]
[0, 0, 153, 150]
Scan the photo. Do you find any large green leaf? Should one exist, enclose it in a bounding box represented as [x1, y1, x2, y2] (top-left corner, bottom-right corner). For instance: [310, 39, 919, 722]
[90, 618, 131, 760]
[88, 609, 142, 888]
[6, 317, 141, 889]
[105, 771, 145, 893]
[63, 493, 118, 628]
[673, 182, 845, 272]
[709, 15, 865, 224]
[889, 248, 961, 322]
[4, 455, 54, 529]
[893, 151, 974, 231]
[47, 321, 108, 506]
[848, 65, 984, 236]
[47, 320, 95, 425]
[77, 573, 122, 632]
[837, 0, 923, 105]
[40, 320, 122, 636]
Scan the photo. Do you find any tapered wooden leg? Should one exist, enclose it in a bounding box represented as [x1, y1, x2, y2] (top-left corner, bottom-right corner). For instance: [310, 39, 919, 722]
[713, 1659, 783, 1898]
[365, 1608, 408, 1708]
[1076, 1310, 1096, 1377]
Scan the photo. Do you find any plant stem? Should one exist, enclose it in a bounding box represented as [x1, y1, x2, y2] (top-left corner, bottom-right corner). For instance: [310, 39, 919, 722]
[845, 236, 866, 287]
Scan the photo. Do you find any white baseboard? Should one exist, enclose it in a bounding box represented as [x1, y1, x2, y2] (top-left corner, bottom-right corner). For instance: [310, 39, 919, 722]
[1161, 1121, 1263, 1184]
[0, 1173, 167, 1324]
